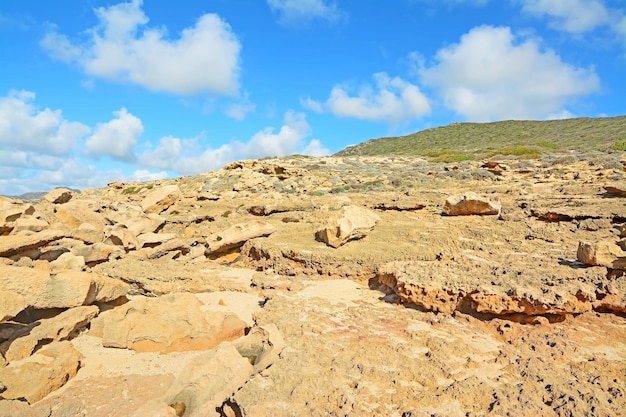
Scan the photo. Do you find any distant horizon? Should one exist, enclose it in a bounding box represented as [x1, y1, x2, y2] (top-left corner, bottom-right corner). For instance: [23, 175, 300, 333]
[2, 0, 625, 195]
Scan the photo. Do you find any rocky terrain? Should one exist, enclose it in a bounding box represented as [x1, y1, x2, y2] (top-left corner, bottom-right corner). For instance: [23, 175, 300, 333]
[0, 150, 625, 416]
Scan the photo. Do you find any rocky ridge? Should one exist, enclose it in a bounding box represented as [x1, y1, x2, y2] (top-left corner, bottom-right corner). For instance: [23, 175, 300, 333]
[0, 151, 625, 416]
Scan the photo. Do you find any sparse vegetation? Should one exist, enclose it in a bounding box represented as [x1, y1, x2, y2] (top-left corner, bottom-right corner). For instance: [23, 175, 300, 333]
[334, 116, 626, 158]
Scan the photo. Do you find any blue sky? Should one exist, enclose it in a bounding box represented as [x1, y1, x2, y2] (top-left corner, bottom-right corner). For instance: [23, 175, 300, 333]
[1, 0, 625, 195]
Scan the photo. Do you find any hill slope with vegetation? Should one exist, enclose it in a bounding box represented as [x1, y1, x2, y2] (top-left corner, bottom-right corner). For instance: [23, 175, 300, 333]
[335, 116, 626, 162]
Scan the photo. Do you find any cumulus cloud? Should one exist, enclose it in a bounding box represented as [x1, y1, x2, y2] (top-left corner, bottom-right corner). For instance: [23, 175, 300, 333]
[519, 0, 610, 33]
[0, 90, 90, 155]
[41, 0, 241, 95]
[139, 111, 329, 174]
[131, 169, 169, 182]
[268, 0, 345, 24]
[85, 108, 143, 161]
[300, 96, 324, 113]
[312, 73, 430, 124]
[418, 26, 600, 121]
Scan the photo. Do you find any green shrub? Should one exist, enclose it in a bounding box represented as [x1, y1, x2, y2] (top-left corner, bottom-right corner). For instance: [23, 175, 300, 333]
[490, 146, 541, 158]
[612, 139, 626, 151]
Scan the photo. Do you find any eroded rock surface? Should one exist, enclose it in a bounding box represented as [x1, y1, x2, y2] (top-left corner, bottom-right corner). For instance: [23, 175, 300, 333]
[1, 152, 625, 415]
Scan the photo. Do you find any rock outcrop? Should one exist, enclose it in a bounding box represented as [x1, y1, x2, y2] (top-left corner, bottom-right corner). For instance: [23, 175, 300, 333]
[315, 205, 380, 248]
[443, 191, 501, 216]
[1, 152, 625, 416]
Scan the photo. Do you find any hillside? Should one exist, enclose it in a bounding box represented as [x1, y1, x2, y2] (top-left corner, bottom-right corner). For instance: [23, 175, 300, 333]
[335, 116, 626, 161]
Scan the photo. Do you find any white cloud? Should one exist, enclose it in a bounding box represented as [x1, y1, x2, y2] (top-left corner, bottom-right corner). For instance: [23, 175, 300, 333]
[85, 108, 143, 161]
[140, 135, 237, 174]
[41, 0, 241, 95]
[318, 73, 431, 123]
[519, 0, 610, 33]
[242, 111, 311, 158]
[418, 26, 600, 121]
[0, 90, 90, 155]
[301, 139, 330, 156]
[268, 0, 345, 24]
[226, 93, 256, 121]
[300, 96, 324, 113]
[131, 169, 169, 182]
[139, 111, 329, 175]
[0, 158, 119, 196]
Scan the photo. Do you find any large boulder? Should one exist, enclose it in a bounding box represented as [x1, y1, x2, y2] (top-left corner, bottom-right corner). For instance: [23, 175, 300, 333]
[140, 185, 181, 214]
[0, 341, 82, 404]
[90, 292, 247, 353]
[315, 205, 380, 248]
[443, 192, 501, 216]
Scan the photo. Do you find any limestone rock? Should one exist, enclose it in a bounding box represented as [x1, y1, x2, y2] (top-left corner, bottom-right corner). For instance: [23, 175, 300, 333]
[43, 188, 74, 204]
[90, 293, 247, 353]
[53, 199, 106, 230]
[234, 324, 285, 373]
[443, 192, 501, 216]
[104, 204, 165, 235]
[2, 305, 98, 362]
[146, 238, 192, 259]
[0, 265, 129, 313]
[140, 185, 181, 214]
[133, 344, 253, 417]
[104, 224, 140, 250]
[0, 341, 82, 404]
[206, 221, 277, 254]
[71, 241, 124, 265]
[0, 290, 27, 322]
[315, 205, 380, 248]
[11, 216, 49, 233]
[50, 252, 85, 272]
[71, 222, 104, 244]
[0, 229, 69, 258]
[137, 232, 177, 247]
[603, 183, 626, 197]
[577, 240, 626, 270]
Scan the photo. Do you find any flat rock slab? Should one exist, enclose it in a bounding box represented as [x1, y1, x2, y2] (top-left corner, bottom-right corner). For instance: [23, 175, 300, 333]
[0, 230, 69, 257]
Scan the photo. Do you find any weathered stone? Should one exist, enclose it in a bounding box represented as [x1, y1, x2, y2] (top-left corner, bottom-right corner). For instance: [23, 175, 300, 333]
[43, 188, 74, 204]
[0, 229, 69, 258]
[50, 252, 85, 272]
[137, 232, 177, 247]
[315, 205, 380, 248]
[577, 240, 626, 270]
[443, 192, 501, 216]
[11, 216, 49, 233]
[205, 221, 277, 254]
[71, 222, 104, 244]
[146, 238, 192, 259]
[0, 341, 82, 404]
[52, 199, 105, 230]
[104, 204, 165, 235]
[140, 185, 181, 214]
[603, 183, 626, 197]
[90, 293, 247, 353]
[71, 241, 124, 264]
[234, 324, 285, 373]
[0, 265, 129, 311]
[0, 290, 27, 322]
[2, 305, 98, 362]
[133, 344, 254, 417]
[104, 224, 140, 250]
